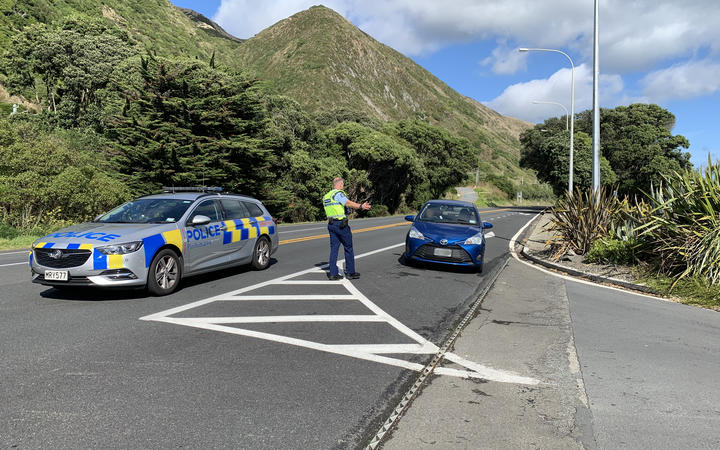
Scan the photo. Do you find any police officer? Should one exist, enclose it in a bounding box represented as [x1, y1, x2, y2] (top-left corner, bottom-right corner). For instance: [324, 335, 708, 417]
[323, 177, 371, 280]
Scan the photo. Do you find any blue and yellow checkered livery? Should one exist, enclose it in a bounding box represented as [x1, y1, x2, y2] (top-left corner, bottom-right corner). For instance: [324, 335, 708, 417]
[222, 215, 275, 245]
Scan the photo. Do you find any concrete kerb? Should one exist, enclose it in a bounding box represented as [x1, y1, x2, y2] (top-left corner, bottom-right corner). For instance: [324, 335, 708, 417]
[515, 210, 660, 296]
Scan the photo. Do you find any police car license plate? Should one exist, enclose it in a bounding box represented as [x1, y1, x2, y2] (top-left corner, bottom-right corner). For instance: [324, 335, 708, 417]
[434, 248, 452, 257]
[45, 270, 69, 281]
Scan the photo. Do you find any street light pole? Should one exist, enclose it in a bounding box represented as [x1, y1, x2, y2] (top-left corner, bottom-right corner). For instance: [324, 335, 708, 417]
[519, 47, 575, 194]
[592, 0, 601, 192]
[531, 100, 568, 130]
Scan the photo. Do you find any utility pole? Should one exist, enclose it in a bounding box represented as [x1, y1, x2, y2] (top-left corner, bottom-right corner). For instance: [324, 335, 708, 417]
[592, 0, 601, 192]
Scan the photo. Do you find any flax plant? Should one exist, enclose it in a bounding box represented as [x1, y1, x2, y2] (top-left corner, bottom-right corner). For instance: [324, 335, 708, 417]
[548, 187, 623, 259]
[636, 157, 720, 286]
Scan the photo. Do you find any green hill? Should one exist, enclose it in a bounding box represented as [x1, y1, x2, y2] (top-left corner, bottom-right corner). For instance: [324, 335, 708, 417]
[0, 1, 532, 184]
[0, 0, 239, 65]
[233, 5, 530, 174]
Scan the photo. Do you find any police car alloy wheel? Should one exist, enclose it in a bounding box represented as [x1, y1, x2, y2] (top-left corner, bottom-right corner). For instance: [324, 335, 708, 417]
[147, 249, 182, 296]
[252, 236, 271, 270]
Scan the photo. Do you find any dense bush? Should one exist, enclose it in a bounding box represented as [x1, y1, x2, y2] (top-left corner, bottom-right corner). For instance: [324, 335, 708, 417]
[0, 119, 131, 231]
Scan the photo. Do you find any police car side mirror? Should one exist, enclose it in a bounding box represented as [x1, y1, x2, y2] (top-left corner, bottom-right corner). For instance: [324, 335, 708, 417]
[190, 215, 212, 226]
[404, 215, 415, 222]
[483, 222, 493, 229]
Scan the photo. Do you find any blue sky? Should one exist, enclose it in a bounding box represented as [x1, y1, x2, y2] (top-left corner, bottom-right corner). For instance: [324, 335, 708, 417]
[171, 0, 719, 168]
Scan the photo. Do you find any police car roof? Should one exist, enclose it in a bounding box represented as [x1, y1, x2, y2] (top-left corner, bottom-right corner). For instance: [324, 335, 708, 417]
[139, 192, 259, 202]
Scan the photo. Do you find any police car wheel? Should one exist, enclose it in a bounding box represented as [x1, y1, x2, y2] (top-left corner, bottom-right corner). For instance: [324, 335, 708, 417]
[147, 249, 181, 296]
[251, 237, 271, 270]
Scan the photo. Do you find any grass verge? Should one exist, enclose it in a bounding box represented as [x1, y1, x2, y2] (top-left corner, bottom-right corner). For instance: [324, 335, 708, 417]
[641, 275, 720, 311]
[0, 234, 41, 252]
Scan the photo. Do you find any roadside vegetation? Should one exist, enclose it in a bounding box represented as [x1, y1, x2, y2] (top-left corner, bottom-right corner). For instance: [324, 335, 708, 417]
[546, 159, 720, 310]
[2, 13, 536, 249]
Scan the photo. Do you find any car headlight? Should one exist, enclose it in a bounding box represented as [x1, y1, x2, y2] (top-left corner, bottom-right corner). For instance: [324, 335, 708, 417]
[408, 226, 425, 240]
[464, 232, 484, 245]
[96, 241, 143, 255]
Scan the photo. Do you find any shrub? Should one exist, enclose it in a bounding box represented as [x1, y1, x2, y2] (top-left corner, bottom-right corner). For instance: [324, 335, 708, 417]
[0, 221, 20, 239]
[586, 236, 638, 265]
[548, 187, 625, 258]
[365, 204, 389, 218]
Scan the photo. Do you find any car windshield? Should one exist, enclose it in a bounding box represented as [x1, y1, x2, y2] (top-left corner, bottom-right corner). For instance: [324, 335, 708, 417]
[95, 199, 194, 224]
[418, 204, 478, 225]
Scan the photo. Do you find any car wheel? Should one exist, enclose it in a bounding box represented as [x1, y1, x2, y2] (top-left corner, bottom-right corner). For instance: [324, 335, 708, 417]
[147, 249, 181, 296]
[251, 236, 271, 270]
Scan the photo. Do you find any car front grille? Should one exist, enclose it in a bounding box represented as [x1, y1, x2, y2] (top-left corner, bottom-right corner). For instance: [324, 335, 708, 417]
[415, 243, 473, 263]
[35, 248, 92, 268]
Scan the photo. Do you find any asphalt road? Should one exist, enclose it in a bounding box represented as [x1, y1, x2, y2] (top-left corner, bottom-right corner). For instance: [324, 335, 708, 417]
[566, 280, 720, 449]
[0, 208, 534, 448]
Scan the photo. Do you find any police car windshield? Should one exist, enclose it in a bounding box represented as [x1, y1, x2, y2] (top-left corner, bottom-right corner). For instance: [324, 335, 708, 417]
[96, 199, 194, 224]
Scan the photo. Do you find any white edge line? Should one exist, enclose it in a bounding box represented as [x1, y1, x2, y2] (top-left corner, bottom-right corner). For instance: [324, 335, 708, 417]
[0, 262, 27, 267]
[0, 250, 30, 255]
[509, 213, 664, 300]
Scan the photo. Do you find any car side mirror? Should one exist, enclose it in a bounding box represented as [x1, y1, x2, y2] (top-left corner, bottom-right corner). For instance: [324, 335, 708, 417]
[404, 215, 415, 222]
[483, 221, 493, 229]
[190, 215, 212, 226]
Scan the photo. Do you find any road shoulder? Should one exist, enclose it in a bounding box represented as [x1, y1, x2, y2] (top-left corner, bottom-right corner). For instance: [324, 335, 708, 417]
[384, 257, 594, 449]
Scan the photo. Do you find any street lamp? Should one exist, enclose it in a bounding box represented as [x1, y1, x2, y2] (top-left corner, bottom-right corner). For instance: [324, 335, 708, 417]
[519, 47, 575, 193]
[531, 100, 568, 130]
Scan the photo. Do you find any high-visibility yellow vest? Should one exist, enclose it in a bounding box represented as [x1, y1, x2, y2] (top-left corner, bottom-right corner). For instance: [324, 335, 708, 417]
[323, 189, 347, 219]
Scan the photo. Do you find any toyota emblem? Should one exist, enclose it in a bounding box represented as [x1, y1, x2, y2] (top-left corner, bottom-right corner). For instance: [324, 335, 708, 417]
[49, 249, 63, 260]
[440, 239, 448, 245]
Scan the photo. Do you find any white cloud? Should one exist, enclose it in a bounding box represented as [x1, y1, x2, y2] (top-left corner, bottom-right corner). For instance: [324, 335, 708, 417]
[483, 64, 626, 123]
[482, 40, 526, 75]
[641, 60, 720, 101]
[215, 0, 720, 73]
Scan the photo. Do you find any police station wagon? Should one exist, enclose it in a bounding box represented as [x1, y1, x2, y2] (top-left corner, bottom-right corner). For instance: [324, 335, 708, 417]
[29, 187, 278, 295]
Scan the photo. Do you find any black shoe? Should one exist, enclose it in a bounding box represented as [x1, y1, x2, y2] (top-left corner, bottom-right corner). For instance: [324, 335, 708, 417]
[328, 274, 343, 280]
[347, 272, 361, 279]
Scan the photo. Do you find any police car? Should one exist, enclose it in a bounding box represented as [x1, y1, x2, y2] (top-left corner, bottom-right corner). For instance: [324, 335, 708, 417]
[29, 187, 278, 295]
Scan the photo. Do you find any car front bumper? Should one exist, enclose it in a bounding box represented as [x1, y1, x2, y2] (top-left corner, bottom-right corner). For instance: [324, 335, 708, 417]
[30, 246, 148, 288]
[405, 238, 484, 267]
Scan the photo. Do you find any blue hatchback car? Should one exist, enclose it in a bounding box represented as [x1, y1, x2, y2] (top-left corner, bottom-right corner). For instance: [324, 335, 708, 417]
[404, 200, 493, 272]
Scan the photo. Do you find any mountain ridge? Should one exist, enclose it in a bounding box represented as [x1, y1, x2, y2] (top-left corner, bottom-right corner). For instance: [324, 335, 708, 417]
[232, 5, 530, 172]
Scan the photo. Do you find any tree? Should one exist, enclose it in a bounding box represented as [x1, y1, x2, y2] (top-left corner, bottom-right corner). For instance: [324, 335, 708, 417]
[325, 122, 424, 211]
[0, 17, 133, 126]
[102, 56, 274, 196]
[386, 120, 475, 206]
[575, 103, 690, 195]
[535, 131, 616, 196]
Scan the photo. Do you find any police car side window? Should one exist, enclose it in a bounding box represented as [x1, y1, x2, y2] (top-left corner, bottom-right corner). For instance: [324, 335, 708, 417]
[221, 199, 250, 220]
[190, 200, 221, 222]
[243, 202, 264, 217]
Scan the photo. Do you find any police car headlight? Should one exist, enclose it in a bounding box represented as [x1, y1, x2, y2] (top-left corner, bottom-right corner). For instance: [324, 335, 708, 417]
[96, 241, 143, 255]
[408, 227, 425, 240]
[464, 232, 484, 245]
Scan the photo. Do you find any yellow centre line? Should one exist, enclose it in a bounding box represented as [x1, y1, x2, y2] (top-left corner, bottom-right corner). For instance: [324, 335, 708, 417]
[278, 208, 510, 245]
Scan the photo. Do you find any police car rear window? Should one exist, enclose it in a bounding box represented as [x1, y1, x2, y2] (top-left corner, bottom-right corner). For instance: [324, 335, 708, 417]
[243, 202, 264, 217]
[221, 199, 250, 220]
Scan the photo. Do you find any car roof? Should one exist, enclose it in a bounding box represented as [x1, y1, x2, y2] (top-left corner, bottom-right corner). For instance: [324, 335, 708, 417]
[424, 199, 477, 208]
[138, 192, 260, 202]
